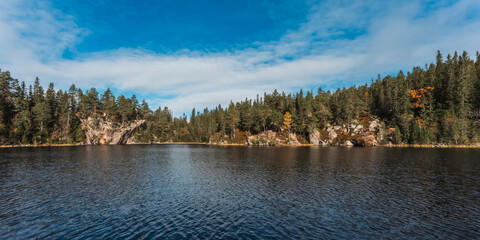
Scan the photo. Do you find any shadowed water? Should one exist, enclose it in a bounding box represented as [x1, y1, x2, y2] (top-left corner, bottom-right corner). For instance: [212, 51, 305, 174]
[0, 145, 479, 239]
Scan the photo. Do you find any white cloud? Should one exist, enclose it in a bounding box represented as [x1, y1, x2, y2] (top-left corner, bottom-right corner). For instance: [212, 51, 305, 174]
[1, 0, 480, 115]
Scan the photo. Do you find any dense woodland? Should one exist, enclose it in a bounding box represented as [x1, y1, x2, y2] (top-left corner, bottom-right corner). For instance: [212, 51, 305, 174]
[1, 51, 480, 145]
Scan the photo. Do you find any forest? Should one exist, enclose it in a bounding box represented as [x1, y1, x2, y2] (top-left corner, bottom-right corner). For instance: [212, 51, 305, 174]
[1, 51, 479, 145]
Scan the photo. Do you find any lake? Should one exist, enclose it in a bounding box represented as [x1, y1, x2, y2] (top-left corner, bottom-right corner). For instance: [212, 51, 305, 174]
[0, 145, 479, 239]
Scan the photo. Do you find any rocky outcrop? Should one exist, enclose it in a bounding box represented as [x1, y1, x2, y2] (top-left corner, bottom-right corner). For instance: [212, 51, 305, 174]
[247, 131, 277, 146]
[306, 118, 384, 147]
[80, 116, 145, 145]
[246, 131, 303, 146]
[213, 117, 388, 147]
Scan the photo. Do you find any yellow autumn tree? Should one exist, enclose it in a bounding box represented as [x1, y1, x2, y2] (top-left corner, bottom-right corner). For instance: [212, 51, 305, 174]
[281, 112, 292, 130]
[281, 112, 292, 139]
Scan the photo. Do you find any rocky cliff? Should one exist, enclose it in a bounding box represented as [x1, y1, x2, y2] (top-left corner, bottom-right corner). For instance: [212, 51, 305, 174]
[80, 116, 145, 145]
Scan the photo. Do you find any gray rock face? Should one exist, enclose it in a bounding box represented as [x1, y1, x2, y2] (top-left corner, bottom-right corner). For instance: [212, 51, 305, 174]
[80, 116, 145, 145]
[309, 128, 321, 145]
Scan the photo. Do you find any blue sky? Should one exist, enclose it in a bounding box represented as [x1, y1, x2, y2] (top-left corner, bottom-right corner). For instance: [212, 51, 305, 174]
[52, 0, 310, 55]
[1, 0, 480, 115]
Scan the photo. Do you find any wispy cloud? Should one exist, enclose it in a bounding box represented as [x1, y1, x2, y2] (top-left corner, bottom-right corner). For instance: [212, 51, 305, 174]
[1, 0, 480, 115]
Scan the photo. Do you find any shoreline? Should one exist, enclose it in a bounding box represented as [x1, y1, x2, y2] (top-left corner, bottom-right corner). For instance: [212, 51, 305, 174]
[378, 143, 480, 148]
[1, 142, 479, 149]
[0, 143, 85, 148]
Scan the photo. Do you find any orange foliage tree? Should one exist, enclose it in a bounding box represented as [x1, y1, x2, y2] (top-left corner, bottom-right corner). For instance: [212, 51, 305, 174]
[409, 86, 434, 108]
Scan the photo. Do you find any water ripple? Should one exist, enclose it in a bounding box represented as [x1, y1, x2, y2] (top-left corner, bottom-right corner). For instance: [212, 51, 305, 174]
[0, 146, 479, 239]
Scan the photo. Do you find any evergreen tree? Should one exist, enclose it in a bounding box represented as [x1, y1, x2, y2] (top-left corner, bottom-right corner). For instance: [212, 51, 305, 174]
[101, 88, 117, 118]
[0, 50, 479, 145]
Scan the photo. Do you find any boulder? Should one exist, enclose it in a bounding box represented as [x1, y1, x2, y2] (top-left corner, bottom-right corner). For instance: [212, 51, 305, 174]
[352, 126, 362, 135]
[368, 120, 379, 132]
[288, 133, 300, 145]
[356, 135, 377, 147]
[344, 140, 354, 147]
[328, 129, 337, 140]
[247, 135, 257, 146]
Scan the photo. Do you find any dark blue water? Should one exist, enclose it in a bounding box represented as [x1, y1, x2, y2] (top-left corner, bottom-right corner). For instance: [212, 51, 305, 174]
[0, 145, 479, 239]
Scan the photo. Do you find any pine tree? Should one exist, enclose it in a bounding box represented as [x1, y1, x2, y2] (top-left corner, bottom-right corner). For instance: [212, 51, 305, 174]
[226, 102, 239, 138]
[32, 101, 51, 142]
[101, 88, 117, 119]
[45, 83, 56, 133]
[0, 71, 14, 143]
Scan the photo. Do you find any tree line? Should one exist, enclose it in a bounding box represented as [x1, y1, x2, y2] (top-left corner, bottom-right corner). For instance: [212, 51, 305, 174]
[0, 75, 149, 144]
[1, 50, 479, 145]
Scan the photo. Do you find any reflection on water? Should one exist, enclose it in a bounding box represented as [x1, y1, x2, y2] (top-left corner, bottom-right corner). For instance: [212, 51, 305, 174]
[0, 145, 479, 239]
